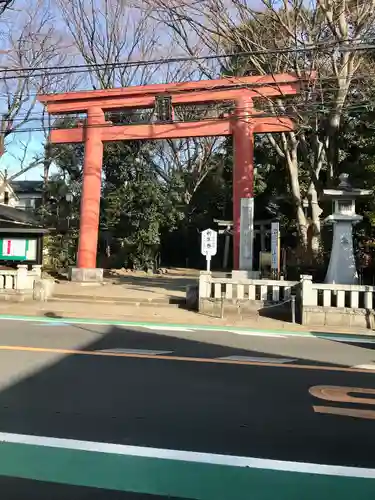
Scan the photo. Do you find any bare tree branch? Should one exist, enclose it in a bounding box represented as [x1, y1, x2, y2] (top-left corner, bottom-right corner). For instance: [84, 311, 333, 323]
[0, 0, 13, 16]
[145, 0, 375, 253]
[57, 0, 169, 89]
[0, 0, 75, 192]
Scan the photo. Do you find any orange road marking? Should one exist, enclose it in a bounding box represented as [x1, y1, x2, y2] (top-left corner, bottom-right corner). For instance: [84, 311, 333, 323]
[309, 385, 375, 405]
[310, 386, 375, 420]
[312, 406, 375, 420]
[0, 345, 373, 373]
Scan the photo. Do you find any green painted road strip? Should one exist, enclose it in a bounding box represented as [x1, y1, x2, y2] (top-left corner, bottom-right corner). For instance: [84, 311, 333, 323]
[0, 313, 291, 333]
[0, 433, 374, 499]
[1, 313, 375, 343]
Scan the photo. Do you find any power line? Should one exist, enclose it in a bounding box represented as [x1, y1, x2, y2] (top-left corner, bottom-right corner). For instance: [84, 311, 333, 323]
[2, 100, 375, 137]
[0, 41, 374, 81]
[1, 67, 375, 108]
[0, 44, 336, 75]
[2, 86, 375, 124]
[3, 70, 375, 120]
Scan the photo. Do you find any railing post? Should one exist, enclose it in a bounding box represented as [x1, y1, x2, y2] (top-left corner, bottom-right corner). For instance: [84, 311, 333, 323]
[16, 265, 29, 290]
[221, 285, 225, 319]
[198, 271, 212, 315]
[199, 271, 212, 299]
[32, 265, 42, 278]
[291, 295, 296, 323]
[300, 274, 315, 325]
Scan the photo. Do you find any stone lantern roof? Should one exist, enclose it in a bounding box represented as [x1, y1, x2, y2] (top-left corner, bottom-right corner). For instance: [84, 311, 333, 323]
[323, 173, 372, 199]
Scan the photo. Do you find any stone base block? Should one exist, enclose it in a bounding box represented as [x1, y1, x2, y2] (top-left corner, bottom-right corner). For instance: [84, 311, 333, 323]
[0, 290, 33, 302]
[302, 306, 374, 329]
[69, 267, 103, 283]
[33, 278, 55, 301]
[199, 298, 263, 316]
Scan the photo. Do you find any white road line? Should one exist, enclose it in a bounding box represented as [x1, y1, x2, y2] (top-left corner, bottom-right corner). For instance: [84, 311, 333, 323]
[352, 364, 375, 370]
[0, 432, 374, 478]
[36, 323, 69, 327]
[98, 348, 173, 355]
[218, 356, 296, 363]
[143, 326, 193, 332]
[223, 330, 287, 338]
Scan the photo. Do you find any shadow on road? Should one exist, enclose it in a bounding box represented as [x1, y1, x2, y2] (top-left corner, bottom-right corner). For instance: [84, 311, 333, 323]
[0, 322, 375, 497]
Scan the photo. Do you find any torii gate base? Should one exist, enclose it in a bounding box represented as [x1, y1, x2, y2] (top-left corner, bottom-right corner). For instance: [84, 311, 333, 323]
[38, 74, 303, 281]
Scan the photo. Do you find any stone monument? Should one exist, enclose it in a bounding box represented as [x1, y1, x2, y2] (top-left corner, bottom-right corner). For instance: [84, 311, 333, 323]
[324, 173, 372, 285]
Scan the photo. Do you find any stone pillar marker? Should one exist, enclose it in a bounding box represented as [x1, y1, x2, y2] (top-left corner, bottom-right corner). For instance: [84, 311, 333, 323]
[323, 173, 372, 285]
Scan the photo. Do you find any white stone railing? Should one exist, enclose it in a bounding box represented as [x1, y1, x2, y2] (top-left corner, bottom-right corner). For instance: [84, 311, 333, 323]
[301, 275, 375, 310]
[0, 270, 18, 290]
[199, 272, 299, 303]
[0, 265, 42, 291]
[199, 272, 375, 328]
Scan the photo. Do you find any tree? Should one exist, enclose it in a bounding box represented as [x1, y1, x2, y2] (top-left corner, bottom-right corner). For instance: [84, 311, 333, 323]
[0, 0, 74, 191]
[0, 0, 13, 16]
[57, 0, 166, 89]
[151, 104, 226, 207]
[52, 0, 224, 268]
[146, 0, 375, 257]
[102, 142, 181, 270]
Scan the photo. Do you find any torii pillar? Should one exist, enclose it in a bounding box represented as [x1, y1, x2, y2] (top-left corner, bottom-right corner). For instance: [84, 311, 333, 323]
[38, 74, 307, 281]
[77, 107, 104, 274]
[233, 96, 254, 272]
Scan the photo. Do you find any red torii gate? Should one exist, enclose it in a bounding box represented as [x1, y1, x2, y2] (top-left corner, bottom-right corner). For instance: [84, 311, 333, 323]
[38, 74, 303, 281]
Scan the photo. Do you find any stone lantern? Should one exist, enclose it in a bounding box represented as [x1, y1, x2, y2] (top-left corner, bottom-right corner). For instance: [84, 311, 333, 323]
[323, 173, 372, 285]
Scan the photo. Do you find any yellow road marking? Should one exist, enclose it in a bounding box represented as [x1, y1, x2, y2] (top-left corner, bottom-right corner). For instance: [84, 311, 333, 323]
[0, 345, 372, 373]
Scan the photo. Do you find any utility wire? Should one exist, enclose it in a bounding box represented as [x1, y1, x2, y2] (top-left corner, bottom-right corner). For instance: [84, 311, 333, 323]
[0, 41, 374, 81]
[1, 69, 375, 113]
[3, 73, 375, 121]
[3, 101, 375, 136]
[3, 90, 375, 123]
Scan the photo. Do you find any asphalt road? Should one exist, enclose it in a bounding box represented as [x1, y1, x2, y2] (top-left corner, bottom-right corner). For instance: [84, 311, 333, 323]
[0, 319, 374, 498]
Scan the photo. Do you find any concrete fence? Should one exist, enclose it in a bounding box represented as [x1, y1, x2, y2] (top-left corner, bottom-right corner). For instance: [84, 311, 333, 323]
[199, 272, 375, 328]
[0, 265, 50, 300]
[198, 271, 299, 316]
[301, 275, 375, 328]
[0, 269, 18, 290]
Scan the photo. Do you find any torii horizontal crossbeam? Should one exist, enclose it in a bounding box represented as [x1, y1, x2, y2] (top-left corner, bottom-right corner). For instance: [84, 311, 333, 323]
[50, 117, 294, 143]
[39, 73, 304, 114]
[42, 86, 299, 114]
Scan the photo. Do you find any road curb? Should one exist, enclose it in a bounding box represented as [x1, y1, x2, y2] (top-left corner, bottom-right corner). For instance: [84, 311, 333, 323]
[0, 313, 375, 342]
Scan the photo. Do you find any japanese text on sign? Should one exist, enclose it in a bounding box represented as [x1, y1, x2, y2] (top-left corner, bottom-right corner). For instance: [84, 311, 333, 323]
[271, 222, 280, 271]
[201, 229, 218, 257]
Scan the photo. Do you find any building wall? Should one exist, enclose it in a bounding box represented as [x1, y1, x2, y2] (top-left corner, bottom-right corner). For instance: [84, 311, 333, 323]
[0, 178, 18, 208]
[16, 193, 43, 210]
[0, 178, 43, 210]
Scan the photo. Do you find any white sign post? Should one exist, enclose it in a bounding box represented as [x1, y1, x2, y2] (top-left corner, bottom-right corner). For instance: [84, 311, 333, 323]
[271, 222, 280, 275]
[201, 228, 218, 272]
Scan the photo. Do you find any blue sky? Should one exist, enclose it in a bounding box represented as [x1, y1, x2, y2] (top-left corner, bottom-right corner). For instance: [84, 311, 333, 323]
[0, 0, 225, 182]
[1, 131, 45, 181]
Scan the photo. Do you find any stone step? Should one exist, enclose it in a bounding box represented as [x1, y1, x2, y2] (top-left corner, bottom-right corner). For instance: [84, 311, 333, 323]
[50, 295, 185, 307]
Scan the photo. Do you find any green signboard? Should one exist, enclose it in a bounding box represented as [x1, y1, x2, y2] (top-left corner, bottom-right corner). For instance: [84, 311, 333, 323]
[0, 238, 37, 261]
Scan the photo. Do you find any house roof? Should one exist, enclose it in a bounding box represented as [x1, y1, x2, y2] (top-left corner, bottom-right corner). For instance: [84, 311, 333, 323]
[11, 180, 44, 194]
[0, 204, 48, 233]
